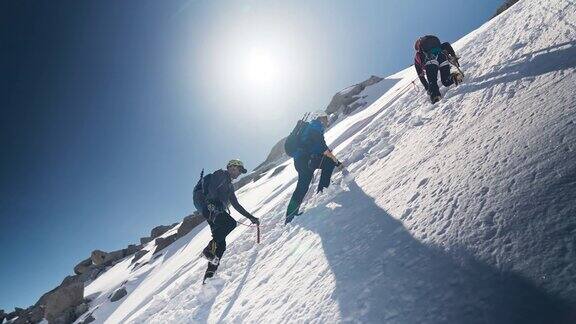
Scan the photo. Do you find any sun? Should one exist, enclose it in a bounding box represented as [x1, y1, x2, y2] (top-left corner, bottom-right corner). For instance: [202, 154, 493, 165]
[243, 47, 281, 86]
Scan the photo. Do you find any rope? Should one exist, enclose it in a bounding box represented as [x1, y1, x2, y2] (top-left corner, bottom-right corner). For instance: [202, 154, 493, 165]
[236, 221, 262, 244]
[236, 220, 273, 228]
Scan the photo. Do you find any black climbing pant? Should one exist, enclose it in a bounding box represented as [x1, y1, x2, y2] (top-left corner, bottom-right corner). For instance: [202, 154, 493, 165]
[201, 210, 237, 281]
[287, 154, 337, 214]
[425, 52, 454, 98]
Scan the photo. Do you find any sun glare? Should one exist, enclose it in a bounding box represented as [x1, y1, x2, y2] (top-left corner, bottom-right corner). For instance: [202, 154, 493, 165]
[190, 5, 320, 120]
[244, 47, 279, 85]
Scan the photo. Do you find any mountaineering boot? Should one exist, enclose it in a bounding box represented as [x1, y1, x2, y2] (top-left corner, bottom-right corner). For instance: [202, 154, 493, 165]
[203, 263, 218, 284]
[451, 71, 464, 86]
[285, 199, 302, 224]
[201, 241, 220, 265]
[203, 271, 214, 284]
[431, 95, 442, 104]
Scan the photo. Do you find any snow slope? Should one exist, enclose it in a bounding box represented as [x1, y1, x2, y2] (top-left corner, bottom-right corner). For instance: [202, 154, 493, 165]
[78, 0, 576, 323]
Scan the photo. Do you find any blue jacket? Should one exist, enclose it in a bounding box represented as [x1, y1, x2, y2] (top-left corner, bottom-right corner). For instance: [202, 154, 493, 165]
[294, 120, 329, 160]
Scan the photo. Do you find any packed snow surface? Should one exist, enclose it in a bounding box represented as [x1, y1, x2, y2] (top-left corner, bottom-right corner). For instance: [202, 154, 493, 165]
[78, 1, 576, 323]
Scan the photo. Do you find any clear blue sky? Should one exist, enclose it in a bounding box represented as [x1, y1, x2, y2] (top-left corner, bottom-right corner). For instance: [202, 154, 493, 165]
[0, 0, 502, 311]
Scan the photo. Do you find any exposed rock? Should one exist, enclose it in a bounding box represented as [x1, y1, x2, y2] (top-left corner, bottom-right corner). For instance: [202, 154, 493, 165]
[140, 236, 153, 245]
[30, 306, 44, 323]
[15, 305, 44, 323]
[89, 266, 105, 281]
[44, 281, 84, 323]
[90, 250, 108, 266]
[61, 274, 82, 287]
[13, 308, 25, 319]
[131, 250, 148, 264]
[50, 308, 76, 324]
[176, 213, 204, 238]
[109, 288, 127, 302]
[124, 244, 140, 256]
[74, 257, 93, 275]
[91, 249, 125, 266]
[75, 303, 89, 317]
[155, 234, 177, 253]
[253, 138, 288, 173]
[151, 225, 173, 239]
[6, 311, 18, 321]
[325, 75, 383, 115]
[0, 309, 5, 322]
[234, 137, 289, 190]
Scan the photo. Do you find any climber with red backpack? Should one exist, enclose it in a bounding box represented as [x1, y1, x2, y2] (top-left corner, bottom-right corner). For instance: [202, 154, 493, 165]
[414, 35, 464, 103]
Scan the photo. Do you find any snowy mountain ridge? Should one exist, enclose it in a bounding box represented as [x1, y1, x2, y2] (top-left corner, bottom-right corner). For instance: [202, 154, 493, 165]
[77, 0, 576, 322]
[6, 0, 575, 323]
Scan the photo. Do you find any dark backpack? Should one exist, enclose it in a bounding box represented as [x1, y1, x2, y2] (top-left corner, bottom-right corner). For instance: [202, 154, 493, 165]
[419, 35, 442, 53]
[284, 119, 310, 157]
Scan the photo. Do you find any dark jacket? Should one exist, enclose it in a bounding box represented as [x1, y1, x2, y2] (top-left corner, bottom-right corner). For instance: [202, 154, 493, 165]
[414, 36, 457, 90]
[194, 169, 252, 218]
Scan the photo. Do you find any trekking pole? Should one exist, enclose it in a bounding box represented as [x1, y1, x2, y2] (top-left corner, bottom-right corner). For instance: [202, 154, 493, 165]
[256, 225, 261, 244]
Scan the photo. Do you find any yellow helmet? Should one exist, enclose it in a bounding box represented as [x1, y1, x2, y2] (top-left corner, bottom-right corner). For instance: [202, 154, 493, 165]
[227, 159, 247, 174]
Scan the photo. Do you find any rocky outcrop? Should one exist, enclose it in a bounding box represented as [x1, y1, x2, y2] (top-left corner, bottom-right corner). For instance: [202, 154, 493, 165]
[43, 276, 85, 323]
[91, 249, 125, 266]
[177, 213, 204, 237]
[151, 224, 176, 239]
[90, 243, 142, 267]
[325, 75, 383, 116]
[234, 138, 288, 190]
[131, 250, 148, 265]
[153, 213, 205, 254]
[140, 236, 153, 245]
[8, 306, 42, 324]
[155, 235, 177, 253]
[74, 257, 93, 275]
[4, 213, 207, 323]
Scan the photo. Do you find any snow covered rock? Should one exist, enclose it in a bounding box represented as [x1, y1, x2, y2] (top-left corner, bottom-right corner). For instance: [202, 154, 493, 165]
[325, 75, 384, 115]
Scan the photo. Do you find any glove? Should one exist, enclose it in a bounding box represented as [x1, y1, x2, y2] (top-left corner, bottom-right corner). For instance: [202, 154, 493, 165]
[249, 216, 260, 225]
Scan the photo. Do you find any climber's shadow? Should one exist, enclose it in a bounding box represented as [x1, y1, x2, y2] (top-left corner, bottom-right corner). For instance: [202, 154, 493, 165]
[299, 180, 571, 323]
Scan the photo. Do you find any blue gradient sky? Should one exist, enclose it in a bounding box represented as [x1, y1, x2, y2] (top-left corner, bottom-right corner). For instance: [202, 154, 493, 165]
[0, 0, 502, 311]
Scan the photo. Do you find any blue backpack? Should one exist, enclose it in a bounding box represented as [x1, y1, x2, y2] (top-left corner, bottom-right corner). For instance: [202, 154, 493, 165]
[284, 120, 310, 157]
